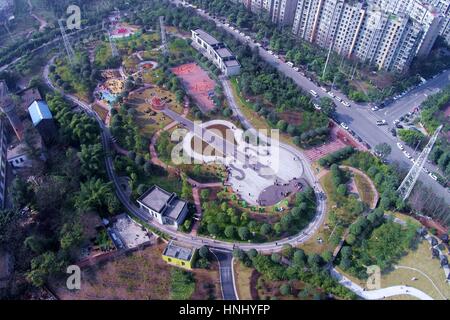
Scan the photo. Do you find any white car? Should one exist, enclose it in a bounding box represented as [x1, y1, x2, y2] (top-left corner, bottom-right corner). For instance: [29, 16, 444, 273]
[267, 50, 273, 55]
[287, 61, 294, 67]
[429, 173, 438, 181]
[255, 42, 262, 47]
[313, 103, 321, 110]
[327, 91, 335, 98]
[293, 67, 299, 72]
[371, 106, 379, 111]
[309, 90, 318, 98]
[393, 119, 400, 125]
[240, 32, 245, 36]
[342, 101, 351, 107]
[410, 158, 415, 164]
[274, 54, 279, 59]
[336, 97, 342, 103]
[403, 151, 411, 159]
[225, 23, 230, 27]
[245, 35, 251, 40]
[397, 143, 404, 150]
[340, 122, 349, 130]
[320, 87, 327, 92]
[422, 167, 430, 174]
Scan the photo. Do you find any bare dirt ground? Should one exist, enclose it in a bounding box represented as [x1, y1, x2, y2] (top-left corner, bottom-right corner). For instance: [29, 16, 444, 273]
[51, 243, 221, 300]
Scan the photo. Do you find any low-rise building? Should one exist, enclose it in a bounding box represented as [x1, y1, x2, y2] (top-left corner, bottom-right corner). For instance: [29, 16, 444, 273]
[191, 29, 241, 76]
[28, 100, 56, 144]
[162, 241, 197, 270]
[137, 185, 189, 229]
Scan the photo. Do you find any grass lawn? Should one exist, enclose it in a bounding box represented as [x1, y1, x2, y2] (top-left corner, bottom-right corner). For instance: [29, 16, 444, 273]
[380, 239, 450, 300]
[353, 172, 375, 207]
[233, 260, 253, 300]
[336, 238, 450, 300]
[299, 173, 343, 255]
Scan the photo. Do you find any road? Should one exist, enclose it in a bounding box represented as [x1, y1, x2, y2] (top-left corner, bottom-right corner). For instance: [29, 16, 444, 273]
[211, 249, 238, 300]
[177, 0, 450, 204]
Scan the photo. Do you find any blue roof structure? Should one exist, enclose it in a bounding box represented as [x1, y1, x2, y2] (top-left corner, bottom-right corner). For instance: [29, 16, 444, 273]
[28, 100, 53, 126]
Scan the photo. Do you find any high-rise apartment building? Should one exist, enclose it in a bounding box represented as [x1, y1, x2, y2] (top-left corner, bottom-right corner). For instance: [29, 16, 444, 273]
[236, 0, 449, 71]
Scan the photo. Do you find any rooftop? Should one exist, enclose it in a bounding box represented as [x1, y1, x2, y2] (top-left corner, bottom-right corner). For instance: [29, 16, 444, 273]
[225, 60, 240, 67]
[193, 29, 220, 46]
[138, 185, 174, 213]
[216, 47, 234, 58]
[28, 100, 53, 126]
[163, 241, 194, 261]
[137, 185, 188, 222]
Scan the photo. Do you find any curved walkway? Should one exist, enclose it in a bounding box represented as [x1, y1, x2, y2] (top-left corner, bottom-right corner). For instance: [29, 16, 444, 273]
[331, 268, 434, 300]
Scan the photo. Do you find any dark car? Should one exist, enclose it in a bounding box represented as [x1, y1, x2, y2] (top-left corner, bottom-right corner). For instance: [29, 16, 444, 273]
[390, 128, 397, 136]
[396, 124, 404, 129]
[440, 256, 448, 267]
[364, 142, 371, 149]
[431, 237, 438, 247]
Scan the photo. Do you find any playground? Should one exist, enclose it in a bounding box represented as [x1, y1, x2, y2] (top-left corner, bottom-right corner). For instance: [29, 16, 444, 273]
[171, 63, 216, 113]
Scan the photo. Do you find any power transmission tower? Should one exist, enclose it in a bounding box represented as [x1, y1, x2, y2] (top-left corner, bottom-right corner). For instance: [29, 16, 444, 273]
[159, 16, 168, 56]
[101, 20, 118, 58]
[58, 19, 75, 65]
[397, 125, 443, 201]
[108, 30, 119, 57]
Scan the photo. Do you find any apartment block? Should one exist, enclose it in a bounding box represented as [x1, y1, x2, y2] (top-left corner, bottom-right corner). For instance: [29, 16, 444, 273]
[191, 29, 241, 76]
[272, 0, 299, 26]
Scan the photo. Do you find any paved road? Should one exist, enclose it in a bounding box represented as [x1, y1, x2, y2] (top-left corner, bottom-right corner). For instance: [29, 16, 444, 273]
[211, 249, 238, 300]
[178, 0, 450, 204]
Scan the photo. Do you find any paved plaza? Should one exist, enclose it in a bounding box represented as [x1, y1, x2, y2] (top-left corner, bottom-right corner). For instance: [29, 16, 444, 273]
[181, 119, 307, 206]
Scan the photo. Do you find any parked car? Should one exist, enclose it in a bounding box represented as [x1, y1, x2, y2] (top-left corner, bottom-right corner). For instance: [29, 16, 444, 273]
[390, 128, 397, 136]
[342, 101, 351, 107]
[376, 120, 387, 126]
[403, 150, 412, 159]
[429, 173, 438, 181]
[340, 122, 349, 130]
[397, 142, 404, 150]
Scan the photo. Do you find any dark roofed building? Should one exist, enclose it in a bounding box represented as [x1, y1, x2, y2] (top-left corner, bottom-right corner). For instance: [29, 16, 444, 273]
[137, 185, 189, 229]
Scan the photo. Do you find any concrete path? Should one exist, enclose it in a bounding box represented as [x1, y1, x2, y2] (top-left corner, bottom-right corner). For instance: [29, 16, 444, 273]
[331, 268, 434, 300]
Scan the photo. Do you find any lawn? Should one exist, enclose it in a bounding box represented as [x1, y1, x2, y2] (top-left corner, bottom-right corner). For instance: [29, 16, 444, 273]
[380, 239, 450, 300]
[233, 260, 254, 300]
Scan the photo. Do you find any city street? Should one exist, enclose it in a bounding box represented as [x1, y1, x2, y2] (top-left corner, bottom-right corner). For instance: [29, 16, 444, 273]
[181, 2, 450, 204]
